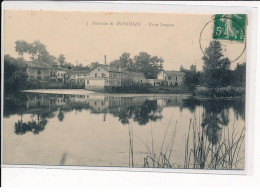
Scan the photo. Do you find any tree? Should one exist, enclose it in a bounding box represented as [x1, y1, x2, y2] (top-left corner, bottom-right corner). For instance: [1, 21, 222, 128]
[27, 41, 48, 60]
[14, 40, 58, 67]
[15, 40, 30, 58]
[73, 63, 90, 71]
[182, 65, 200, 91]
[110, 53, 135, 70]
[180, 65, 185, 72]
[90, 61, 101, 69]
[133, 52, 164, 79]
[58, 54, 66, 66]
[202, 41, 231, 93]
[108, 52, 164, 78]
[232, 63, 246, 87]
[4, 55, 28, 93]
[109, 60, 120, 67]
[118, 52, 134, 70]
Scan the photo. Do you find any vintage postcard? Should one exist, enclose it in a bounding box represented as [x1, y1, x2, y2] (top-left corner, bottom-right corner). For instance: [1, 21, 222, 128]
[2, 7, 249, 172]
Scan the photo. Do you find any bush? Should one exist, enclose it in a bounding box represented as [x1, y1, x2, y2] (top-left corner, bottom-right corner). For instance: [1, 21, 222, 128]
[26, 80, 84, 90]
[103, 85, 189, 94]
[104, 85, 150, 93]
[194, 88, 244, 97]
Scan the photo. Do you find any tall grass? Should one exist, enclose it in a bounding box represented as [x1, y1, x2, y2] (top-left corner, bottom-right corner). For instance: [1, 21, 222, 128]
[184, 117, 245, 170]
[138, 116, 245, 170]
[141, 118, 178, 168]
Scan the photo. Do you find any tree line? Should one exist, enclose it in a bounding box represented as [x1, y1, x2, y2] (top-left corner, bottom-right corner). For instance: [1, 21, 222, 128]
[87, 52, 164, 79]
[109, 52, 164, 79]
[5, 39, 245, 95]
[14, 40, 165, 77]
[181, 41, 246, 94]
[14, 40, 90, 71]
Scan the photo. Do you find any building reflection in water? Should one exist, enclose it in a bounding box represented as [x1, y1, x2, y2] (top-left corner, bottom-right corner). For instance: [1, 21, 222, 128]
[4, 92, 245, 141]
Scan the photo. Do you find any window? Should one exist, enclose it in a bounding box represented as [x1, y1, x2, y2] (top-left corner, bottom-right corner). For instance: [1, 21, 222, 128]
[58, 73, 59, 76]
[110, 72, 117, 78]
[176, 76, 178, 81]
[95, 73, 97, 78]
[87, 80, 89, 84]
[102, 73, 105, 78]
[98, 68, 100, 71]
[38, 69, 41, 75]
[168, 76, 171, 80]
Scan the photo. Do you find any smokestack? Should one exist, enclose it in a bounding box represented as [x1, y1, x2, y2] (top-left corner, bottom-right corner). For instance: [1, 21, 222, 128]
[104, 55, 107, 65]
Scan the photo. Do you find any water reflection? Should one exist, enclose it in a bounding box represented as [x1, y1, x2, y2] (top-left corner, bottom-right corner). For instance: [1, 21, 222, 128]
[3, 92, 245, 169]
[182, 98, 245, 145]
[4, 93, 245, 137]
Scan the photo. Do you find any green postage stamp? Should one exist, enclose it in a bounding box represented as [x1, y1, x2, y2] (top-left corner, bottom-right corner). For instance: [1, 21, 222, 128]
[213, 14, 246, 42]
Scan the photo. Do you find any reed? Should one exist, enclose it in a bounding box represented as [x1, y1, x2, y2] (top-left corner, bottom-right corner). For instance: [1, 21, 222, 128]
[142, 118, 178, 168]
[140, 115, 245, 170]
[184, 117, 245, 170]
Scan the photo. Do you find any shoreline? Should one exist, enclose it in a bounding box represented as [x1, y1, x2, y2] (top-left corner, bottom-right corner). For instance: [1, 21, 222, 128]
[20, 89, 244, 99]
[22, 89, 192, 97]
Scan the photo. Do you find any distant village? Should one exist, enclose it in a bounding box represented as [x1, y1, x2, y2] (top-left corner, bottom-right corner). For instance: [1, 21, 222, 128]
[23, 55, 185, 91]
[5, 39, 246, 98]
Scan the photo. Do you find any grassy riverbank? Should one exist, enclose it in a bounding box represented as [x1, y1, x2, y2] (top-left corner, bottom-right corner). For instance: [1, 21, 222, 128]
[103, 86, 191, 94]
[26, 80, 85, 90]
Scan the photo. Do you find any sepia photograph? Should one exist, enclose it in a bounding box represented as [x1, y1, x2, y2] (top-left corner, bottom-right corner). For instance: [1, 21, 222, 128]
[2, 9, 247, 171]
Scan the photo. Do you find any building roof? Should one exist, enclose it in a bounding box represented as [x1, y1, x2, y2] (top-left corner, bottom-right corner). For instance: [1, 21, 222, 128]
[70, 70, 90, 75]
[127, 72, 145, 78]
[24, 60, 53, 69]
[89, 64, 122, 73]
[90, 64, 108, 71]
[57, 67, 73, 72]
[164, 71, 185, 76]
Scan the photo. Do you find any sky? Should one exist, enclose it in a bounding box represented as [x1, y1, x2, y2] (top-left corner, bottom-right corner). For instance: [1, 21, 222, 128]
[4, 10, 246, 71]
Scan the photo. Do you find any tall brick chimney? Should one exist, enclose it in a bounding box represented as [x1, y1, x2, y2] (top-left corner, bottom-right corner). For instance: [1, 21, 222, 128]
[104, 55, 107, 65]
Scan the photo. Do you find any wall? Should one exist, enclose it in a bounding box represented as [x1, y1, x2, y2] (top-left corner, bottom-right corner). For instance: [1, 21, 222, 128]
[157, 71, 166, 80]
[132, 77, 146, 84]
[27, 67, 50, 80]
[109, 80, 121, 86]
[57, 70, 68, 79]
[166, 75, 183, 86]
[27, 67, 37, 79]
[42, 68, 50, 80]
[85, 79, 106, 87]
[89, 67, 108, 78]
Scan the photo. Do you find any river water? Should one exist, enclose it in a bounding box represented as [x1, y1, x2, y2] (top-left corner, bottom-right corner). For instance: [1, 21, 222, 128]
[3, 90, 245, 170]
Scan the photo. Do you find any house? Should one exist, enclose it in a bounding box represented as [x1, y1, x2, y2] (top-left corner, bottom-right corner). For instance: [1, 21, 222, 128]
[85, 64, 122, 90]
[147, 79, 162, 87]
[157, 70, 185, 86]
[126, 72, 147, 85]
[56, 67, 73, 83]
[69, 70, 90, 84]
[23, 60, 54, 81]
